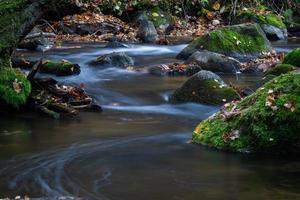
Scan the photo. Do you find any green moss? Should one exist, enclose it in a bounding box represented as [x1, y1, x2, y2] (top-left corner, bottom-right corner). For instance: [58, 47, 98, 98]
[0, 67, 31, 107]
[238, 12, 286, 29]
[258, 14, 286, 29]
[282, 48, 300, 67]
[185, 24, 271, 57]
[193, 73, 300, 154]
[171, 79, 240, 105]
[265, 64, 297, 76]
[0, 0, 27, 51]
[41, 60, 81, 76]
[147, 7, 173, 28]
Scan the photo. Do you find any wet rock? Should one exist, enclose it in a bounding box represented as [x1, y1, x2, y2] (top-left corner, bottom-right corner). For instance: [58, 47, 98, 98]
[40, 60, 81, 76]
[193, 73, 300, 155]
[186, 51, 242, 74]
[170, 70, 240, 105]
[12, 58, 81, 76]
[177, 23, 272, 61]
[89, 52, 134, 68]
[235, 12, 287, 41]
[261, 24, 288, 41]
[149, 63, 201, 76]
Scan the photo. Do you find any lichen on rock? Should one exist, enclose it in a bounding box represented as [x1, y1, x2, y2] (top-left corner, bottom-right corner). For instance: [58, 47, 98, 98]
[193, 73, 300, 154]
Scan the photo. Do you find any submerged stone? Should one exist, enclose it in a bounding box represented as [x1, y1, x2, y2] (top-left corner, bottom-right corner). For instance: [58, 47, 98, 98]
[89, 52, 134, 68]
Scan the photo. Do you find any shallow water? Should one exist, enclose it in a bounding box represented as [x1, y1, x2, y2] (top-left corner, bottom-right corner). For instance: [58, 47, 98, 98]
[1, 41, 300, 199]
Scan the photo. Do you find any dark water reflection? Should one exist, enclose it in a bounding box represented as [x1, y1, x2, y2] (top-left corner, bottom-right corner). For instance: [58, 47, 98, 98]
[0, 42, 299, 199]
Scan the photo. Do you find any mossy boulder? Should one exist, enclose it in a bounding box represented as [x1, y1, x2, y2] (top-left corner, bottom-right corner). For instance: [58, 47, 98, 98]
[193, 73, 300, 154]
[0, 67, 31, 107]
[89, 52, 134, 68]
[236, 12, 287, 41]
[177, 23, 272, 61]
[282, 48, 300, 67]
[170, 70, 240, 105]
[40, 60, 81, 76]
[265, 64, 298, 76]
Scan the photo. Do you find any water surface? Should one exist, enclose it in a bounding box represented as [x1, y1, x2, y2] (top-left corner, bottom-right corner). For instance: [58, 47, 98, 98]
[1, 41, 300, 199]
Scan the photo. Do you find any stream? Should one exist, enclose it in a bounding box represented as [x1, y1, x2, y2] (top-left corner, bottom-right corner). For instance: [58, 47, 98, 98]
[0, 41, 300, 199]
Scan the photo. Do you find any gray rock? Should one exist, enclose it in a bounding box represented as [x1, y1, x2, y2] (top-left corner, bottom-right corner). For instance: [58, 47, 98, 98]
[261, 24, 288, 41]
[186, 51, 241, 74]
[89, 52, 134, 68]
[169, 70, 240, 105]
[137, 20, 158, 43]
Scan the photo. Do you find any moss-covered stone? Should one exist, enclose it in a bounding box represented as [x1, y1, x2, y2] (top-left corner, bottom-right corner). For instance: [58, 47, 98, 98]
[40, 60, 81, 76]
[282, 48, 300, 67]
[170, 70, 240, 105]
[0, 67, 31, 107]
[235, 12, 287, 41]
[193, 73, 300, 154]
[265, 64, 298, 76]
[177, 23, 272, 60]
[238, 12, 286, 29]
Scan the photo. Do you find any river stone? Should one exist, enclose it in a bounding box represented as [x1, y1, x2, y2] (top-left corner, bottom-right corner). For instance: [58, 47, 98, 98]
[137, 19, 158, 43]
[177, 23, 272, 62]
[260, 24, 288, 41]
[193, 73, 300, 155]
[170, 70, 240, 105]
[149, 64, 201, 76]
[89, 52, 134, 68]
[186, 51, 242, 74]
[234, 13, 287, 41]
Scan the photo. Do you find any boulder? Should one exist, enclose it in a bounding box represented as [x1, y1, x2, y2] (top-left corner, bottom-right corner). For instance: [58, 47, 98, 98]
[235, 12, 287, 41]
[135, 11, 159, 43]
[89, 52, 134, 68]
[170, 70, 240, 105]
[177, 23, 272, 61]
[265, 64, 298, 76]
[186, 51, 242, 74]
[282, 48, 300, 67]
[193, 73, 300, 154]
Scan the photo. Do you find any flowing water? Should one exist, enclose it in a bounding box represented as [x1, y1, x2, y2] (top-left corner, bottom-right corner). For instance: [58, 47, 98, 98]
[0, 41, 300, 199]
